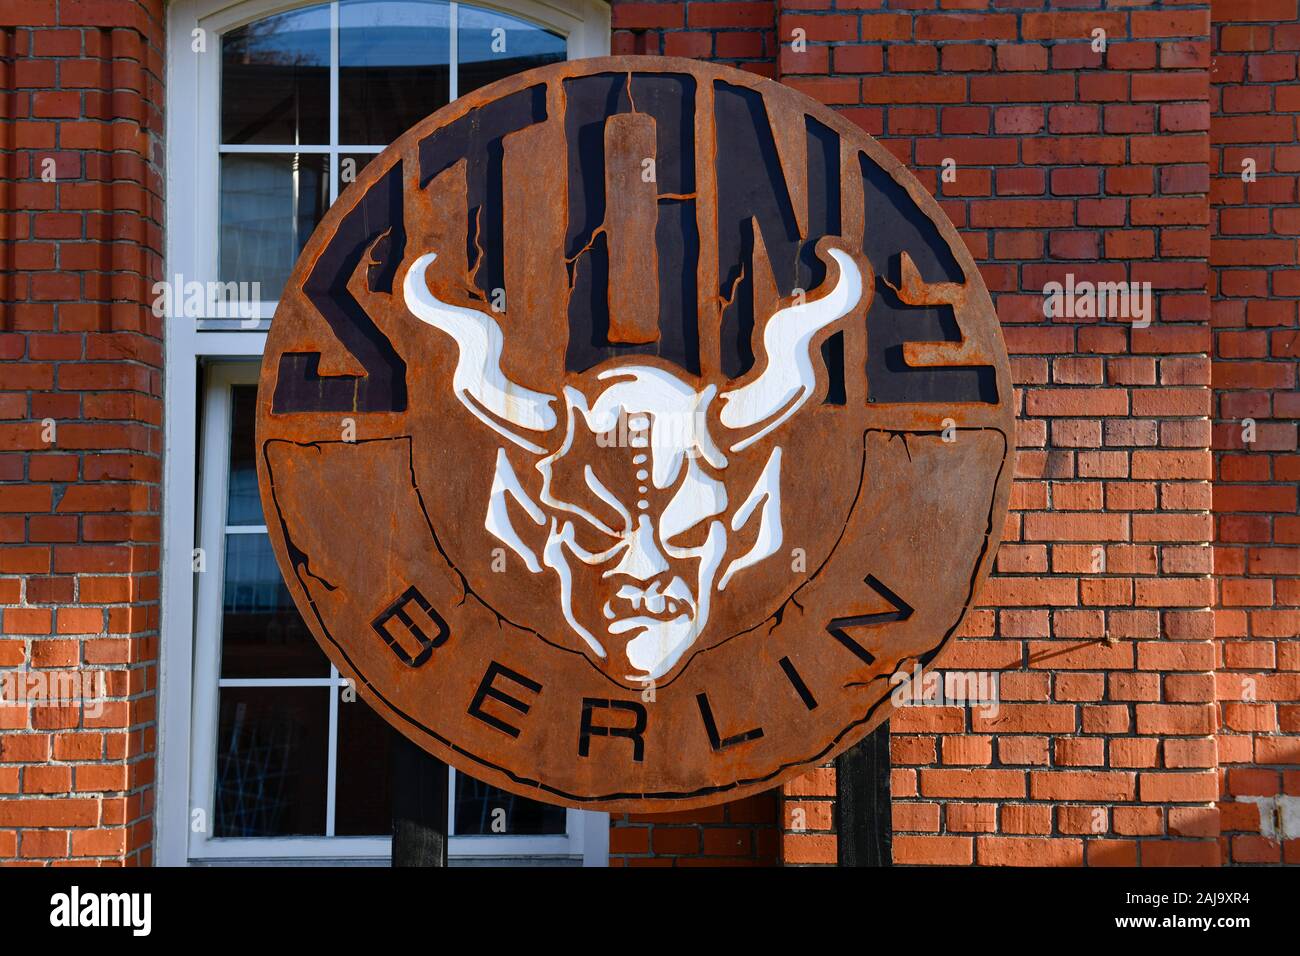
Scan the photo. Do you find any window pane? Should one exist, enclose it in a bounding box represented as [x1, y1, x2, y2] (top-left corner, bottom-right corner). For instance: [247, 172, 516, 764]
[339, 0, 450, 145]
[226, 385, 261, 526]
[222, 5, 330, 145]
[219, 153, 329, 302]
[457, 7, 564, 98]
[334, 700, 394, 836]
[214, 687, 329, 837]
[221, 532, 329, 678]
[454, 773, 566, 835]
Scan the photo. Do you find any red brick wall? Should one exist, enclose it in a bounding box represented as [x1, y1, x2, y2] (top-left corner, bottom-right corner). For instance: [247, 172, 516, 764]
[1210, 0, 1300, 867]
[781, 760, 835, 864]
[608, 791, 780, 865]
[613, 1, 778, 70]
[0, 0, 165, 865]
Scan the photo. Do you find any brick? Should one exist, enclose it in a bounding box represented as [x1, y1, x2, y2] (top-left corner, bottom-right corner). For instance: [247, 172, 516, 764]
[893, 835, 972, 865]
[919, 769, 1026, 799]
[976, 836, 1084, 866]
[0, 799, 97, 827]
[1138, 772, 1219, 804]
[860, 76, 965, 105]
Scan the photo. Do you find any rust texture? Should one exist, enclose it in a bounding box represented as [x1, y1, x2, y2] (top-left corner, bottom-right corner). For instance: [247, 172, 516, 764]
[256, 57, 1015, 812]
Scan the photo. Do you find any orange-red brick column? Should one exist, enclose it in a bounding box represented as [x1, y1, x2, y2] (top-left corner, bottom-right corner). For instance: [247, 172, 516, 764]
[0, 0, 165, 865]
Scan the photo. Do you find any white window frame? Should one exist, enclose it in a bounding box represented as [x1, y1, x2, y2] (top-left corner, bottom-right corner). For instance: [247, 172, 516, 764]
[159, 0, 611, 867]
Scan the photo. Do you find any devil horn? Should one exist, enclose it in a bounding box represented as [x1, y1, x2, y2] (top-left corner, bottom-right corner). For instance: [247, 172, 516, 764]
[718, 247, 865, 453]
[403, 252, 557, 453]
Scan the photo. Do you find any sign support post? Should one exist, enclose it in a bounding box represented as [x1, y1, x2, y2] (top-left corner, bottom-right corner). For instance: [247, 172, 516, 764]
[391, 731, 449, 867]
[835, 722, 892, 867]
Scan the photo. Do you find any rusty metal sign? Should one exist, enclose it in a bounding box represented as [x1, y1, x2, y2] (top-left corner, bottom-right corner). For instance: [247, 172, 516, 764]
[256, 56, 1014, 812]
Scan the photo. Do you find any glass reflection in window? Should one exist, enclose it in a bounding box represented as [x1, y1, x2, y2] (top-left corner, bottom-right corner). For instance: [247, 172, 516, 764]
[218, 153, 329, 300]
[222, 5, 330, 145]
[339, 0, 451, 145]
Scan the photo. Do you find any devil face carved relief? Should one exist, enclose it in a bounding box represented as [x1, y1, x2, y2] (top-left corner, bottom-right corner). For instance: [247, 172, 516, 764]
[403, 247, 866, 685]
[257, 58, 1014, 811]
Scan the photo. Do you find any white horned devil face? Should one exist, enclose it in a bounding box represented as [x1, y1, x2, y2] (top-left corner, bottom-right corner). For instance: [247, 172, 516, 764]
[403, 246, 864, 686]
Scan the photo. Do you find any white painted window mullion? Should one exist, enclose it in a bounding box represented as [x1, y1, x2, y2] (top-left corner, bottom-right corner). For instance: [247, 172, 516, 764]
[217, 143, 332, 154]
[326, 664, 340, 836]
[217, 677, 339, 688]
[449, 1, 459, 103]
[447, 765, 457, 836]
[330, 0, 341, 205]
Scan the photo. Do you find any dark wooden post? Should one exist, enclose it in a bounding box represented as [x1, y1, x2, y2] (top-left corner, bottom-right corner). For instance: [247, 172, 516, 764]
[835, 720, 892, 867]
[391, 731, 450, 867]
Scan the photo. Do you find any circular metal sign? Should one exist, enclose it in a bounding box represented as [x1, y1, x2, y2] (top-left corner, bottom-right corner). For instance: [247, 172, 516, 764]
[257, 56, 1014, 811]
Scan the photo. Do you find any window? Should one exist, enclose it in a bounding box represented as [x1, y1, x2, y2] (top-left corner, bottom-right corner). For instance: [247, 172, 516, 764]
[213, 0, 567, 313]
[161, 0, 610, 866]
